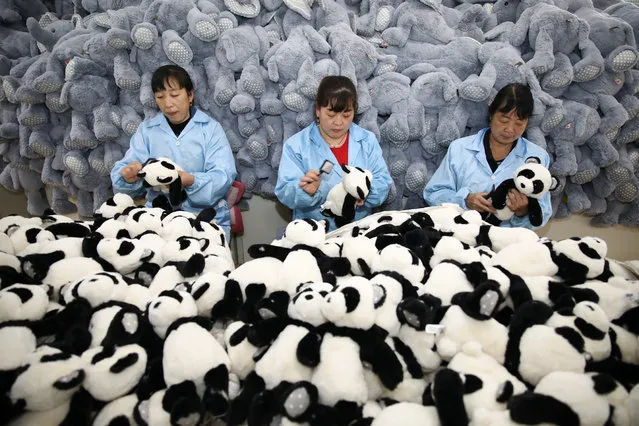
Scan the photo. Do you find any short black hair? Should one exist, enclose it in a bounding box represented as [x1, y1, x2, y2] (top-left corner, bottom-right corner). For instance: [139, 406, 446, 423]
[315, 76, 358, 113]
[489, 83, 534, 121]
[151, 65, 194, 94]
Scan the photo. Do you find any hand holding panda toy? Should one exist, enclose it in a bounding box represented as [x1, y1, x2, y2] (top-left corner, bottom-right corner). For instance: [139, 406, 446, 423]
[320, 164, 373, 228]
[137, 158, 188, 207]
[485, 157, 558, 227]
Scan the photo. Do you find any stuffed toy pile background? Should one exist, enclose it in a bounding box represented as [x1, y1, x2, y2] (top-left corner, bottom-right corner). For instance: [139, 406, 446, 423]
[1, 0, 639, 225]
[1, 198, 639, 425]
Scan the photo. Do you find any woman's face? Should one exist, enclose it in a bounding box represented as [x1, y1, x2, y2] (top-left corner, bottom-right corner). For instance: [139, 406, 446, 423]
[316, 102, 354, 142]
[489, 107, 528, 146]
[154, 78, 194, 124]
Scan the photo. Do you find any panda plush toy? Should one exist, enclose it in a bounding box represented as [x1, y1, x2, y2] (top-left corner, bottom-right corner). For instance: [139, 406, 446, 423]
[320, 164, 373, 228]
[485, 157, 558, 227]
[137, 158, 187, 207]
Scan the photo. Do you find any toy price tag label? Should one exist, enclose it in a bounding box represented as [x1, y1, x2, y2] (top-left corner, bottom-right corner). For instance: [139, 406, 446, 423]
[425, 324, 445, 335]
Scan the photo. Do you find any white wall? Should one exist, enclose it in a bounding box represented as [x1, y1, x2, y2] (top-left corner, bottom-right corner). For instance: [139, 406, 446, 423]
[236, 195, 639, 262]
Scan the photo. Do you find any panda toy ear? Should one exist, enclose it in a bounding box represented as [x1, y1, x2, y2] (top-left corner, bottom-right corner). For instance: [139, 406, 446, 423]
[525, 156, 541, 164]
[549, 176, 560, 191]
[341, 164, 350, 173]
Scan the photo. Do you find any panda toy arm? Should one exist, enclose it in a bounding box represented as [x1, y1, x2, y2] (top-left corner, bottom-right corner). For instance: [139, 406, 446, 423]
[527, 197, 543, 227]
[487, 178, 516, 210]
[336, 193, 358, 228]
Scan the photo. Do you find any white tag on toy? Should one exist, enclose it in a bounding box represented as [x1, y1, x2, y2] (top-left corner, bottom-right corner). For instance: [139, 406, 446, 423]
[320, 159, 334, 174]
[425, 324, 445, 335]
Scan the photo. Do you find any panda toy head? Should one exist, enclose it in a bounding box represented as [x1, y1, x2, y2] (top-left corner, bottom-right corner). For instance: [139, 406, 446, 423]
[94, 193, 136, 220]
[20, 252, 104, 297]
[0, 215, 42, 235]
[137, 158, 186, 206]
[161, 210, 199, 240]
[124, 207, 166, 237]
[288, 282, 334, 327]
[551, 236, 611, 284]
[513, 157, 558, 199]
[275, 218, 329, 248]
[89, 301, 158, 352]
[8, 346, 85, 412]
[322, 276, 382, 330]
[0, 284, 49, 321]
[189, 272, 228, 318]
[146, 290, 198, 338]
[342, 164, 373, 200]
[80, 344, 148, 402]
[61, 271, 129, 308]
[161, 236, 206, 265]
[82, 234, 155, 275]
[5, 224, 55, 254]
[93, 218, 132, 240]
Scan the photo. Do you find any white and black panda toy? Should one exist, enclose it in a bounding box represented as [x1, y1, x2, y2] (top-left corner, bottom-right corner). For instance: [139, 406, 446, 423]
[0, 346, 86, 424]
[137, 157, 186, 206]
[505, 300, 590, 386]
[82, 233, 155, 276]
[80, 344, 148, 402]
[19, 251, 104, 298]
[272, 218, 329, 248]
[0, 283, 49, 321]
[163, 317, 231, 417]
[320, 164, 373, 228]
[94, 193, 137, 221]
[485, 156, 558, 227]
[5, 224, 55, 254]
[550, 236, 614, 285]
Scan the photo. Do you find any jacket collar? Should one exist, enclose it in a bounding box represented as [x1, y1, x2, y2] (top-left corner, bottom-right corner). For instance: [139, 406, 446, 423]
[468, 128, 528, 175]
[147, 107, 210, 132]
[309, 122, 365, 178]
[468, 128, 527, 159]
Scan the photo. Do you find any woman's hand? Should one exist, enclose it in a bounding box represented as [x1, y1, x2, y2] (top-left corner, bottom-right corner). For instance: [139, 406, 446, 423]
[121, 161, 143, 183]
[356, 199, 365, 207]
[506, 189, 528, 216]
[299, 169, 321, 195]
[466, 192, 496, 213]
[178, 171, 195, 187]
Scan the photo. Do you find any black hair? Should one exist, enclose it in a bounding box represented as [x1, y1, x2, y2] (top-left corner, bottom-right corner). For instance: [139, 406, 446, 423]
[488, 83, 533, 121]
[151, 65, 194, 94]
[315, 76, 358, 113]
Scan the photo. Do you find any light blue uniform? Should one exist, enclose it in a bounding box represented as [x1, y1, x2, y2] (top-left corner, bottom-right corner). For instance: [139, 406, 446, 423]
[111, 108, 237, 240]
[275, 122, 392, 231]
[423, 128, 552, 229]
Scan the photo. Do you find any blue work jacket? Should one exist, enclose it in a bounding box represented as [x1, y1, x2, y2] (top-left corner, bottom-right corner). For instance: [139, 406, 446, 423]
[275, 122, 392, 231]
[423, 128, 552, 229]
[111, 108, 237, 238]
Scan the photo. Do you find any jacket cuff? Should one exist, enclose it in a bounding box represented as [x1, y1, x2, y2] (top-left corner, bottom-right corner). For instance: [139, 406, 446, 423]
[457, 187, 471, 209]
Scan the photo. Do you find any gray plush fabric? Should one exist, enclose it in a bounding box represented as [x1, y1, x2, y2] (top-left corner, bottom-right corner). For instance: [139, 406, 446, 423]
[0, 0, 638, 225]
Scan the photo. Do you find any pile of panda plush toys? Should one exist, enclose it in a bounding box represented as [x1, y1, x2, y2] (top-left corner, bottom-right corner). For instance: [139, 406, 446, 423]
[0, 196, 639, 426]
